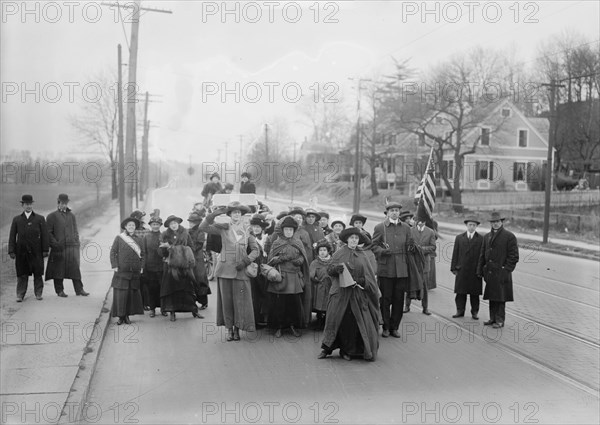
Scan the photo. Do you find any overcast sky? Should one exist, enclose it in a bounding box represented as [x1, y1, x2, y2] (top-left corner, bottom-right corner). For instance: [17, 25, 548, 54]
[2, 0, 599, 163]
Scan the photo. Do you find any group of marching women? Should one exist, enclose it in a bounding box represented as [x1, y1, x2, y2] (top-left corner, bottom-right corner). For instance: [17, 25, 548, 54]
[108, 201, 432, 363]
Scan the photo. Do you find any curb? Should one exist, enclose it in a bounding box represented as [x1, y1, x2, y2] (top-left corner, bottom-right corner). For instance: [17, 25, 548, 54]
[57, 289, 113, 424]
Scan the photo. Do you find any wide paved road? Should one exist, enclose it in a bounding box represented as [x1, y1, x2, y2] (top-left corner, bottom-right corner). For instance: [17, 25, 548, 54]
[83, 188, 599, 424]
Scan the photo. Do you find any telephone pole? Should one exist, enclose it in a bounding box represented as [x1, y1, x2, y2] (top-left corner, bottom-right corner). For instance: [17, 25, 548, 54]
[238, 135, 244, 166]
[349, 77, 371, 214]
[103, 1, 172, 215]
[117, 44, 125, 223]
[264, 124, 269, 200]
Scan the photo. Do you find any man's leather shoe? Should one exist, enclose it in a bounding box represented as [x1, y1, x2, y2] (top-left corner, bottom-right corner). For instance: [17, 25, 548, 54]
[76, 290, 90, 296]
[317, 350, 329, 359]
[35, 295, 43, 300]
[390, 330, 401, 338]
[382, 329, 390, 338]
[492, 322, 504, 328]
[192, 311, 204, 319]
[422, 309, 431, 316]
[16, 297, 23, 303]
[57, 292, 68, 298]
[339, 351, 351, 361]
[403, 307, 410, 313]
[472, 313, 479, 320]
[483, 320, 495, 326]
[452, 313, 464, 318]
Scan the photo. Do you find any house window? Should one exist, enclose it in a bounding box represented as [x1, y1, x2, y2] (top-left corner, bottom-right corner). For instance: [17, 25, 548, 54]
[513, 162, 527, 182]
[475, 161, 494, 181]
[502, 108, 511, 118]
[518, 129, 528, 147]
[418, 133, 425, 146]
[439, 160, 454, 180]
[480, 127, 490, 146]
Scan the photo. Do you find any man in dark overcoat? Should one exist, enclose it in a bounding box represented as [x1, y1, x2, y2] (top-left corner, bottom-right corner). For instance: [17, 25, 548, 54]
[8, 194, 49, 301]
[405, 214, 436, 315]
[450, 216, 483, 319]
[371, 201, 412, 338]
[45, 194, 89, 297]
[476, 211, 519, 328]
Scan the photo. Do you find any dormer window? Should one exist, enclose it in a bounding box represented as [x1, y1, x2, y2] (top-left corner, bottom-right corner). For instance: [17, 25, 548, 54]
[501, 108, 511, 118]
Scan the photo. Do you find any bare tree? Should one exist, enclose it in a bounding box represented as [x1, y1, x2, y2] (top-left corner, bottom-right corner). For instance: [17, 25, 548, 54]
[69, 72, 118, 199]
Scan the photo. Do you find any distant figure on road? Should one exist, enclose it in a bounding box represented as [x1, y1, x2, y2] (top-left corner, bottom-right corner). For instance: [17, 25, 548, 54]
[371, 201, 411, 338]
[109, 217, 145, 325]
[9, 194, 49, 302]
[318, 227, 381, 361]
[450, 216, 483, 320]
[45, 193, 89, 297]
[239, 172, 256, 193]
[200, 202, 259, 341]
[201, 173, 223, 207]
[404, 215, 436, 316]
[477, 211, 519, 329]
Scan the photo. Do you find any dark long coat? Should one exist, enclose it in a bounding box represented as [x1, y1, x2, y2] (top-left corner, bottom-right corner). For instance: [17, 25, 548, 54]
[45, 209, 82, 280]
[9, 211, 49, 276]
[451, 232, 483, 295]
[110, 233, 143, 290]
[476, 226, 519, 302]
[371, 218, 412, 278]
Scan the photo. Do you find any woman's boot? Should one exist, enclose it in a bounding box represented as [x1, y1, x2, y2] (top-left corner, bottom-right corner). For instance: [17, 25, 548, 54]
[233, 327, 240, 341]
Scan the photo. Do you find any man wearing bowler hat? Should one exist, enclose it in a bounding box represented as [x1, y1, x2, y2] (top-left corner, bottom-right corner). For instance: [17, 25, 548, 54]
[476, 211, 519, 328]
[45, 194, 89, 297]
[372, 200, 412, 338]
[9, 195, 49, 301]
[450, 216, 483, 319]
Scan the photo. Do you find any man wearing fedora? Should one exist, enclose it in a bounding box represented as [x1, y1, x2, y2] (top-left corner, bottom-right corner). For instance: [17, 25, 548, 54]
[45, 194, 89, 297]
[450, 216, 483, 319]
[372, 201, 412, 338]
[476, 211, 519, 328]
[9, 195, 49, 301]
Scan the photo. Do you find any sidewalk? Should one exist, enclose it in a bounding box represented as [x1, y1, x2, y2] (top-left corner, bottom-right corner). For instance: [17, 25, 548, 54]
[266, 196, 599, 257]
[0, 203, 120, 425]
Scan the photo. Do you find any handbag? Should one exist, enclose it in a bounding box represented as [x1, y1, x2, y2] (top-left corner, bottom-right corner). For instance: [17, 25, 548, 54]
[245, 262, 259, 278]
[260, 263, 282, 282]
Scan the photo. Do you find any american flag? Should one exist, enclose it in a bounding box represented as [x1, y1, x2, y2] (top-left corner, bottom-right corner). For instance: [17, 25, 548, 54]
[414, 147, 436, 227]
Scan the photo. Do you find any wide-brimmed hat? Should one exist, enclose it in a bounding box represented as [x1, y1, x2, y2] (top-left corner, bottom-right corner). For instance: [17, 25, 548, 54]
[241, 172, 251, 179]
[148, 215, 163, 225]
[288, 206, 306, 217]
[339, 227, 369, 245]
[226, 201, 250, 215]
[164, 215, 183, 227]
[305, 208, 321, 221]
[121, 217, 140, 230]
[399, 210, 414, 220]
[315, 239, 333, 254]
[280, 216, 298, 230]
[250, 214, 269, 228]
[464, 215, 481, 225]
[276, 211, 288, 220]
[130, 210, 146, 221]
[330, 219, 346, 229]
[57, 193, 70, 203]
[385, 201, 403, 211]
[187, 212, 204, 223]
[349, 214, 367, 225]
[20, 194, 34, 203]
[210, 172, 220, 180]
[488, 211, 505, 222]
[318, 211, 329, 219]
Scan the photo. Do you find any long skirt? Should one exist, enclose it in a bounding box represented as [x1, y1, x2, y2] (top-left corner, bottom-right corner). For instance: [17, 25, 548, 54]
[323, 306, 365, 357]
[192, 252, 211, 306]
[160, 267, 198, 313]
[216, 277, 255, 331]
[267, 292, 303, 330]
[312, 280, 332, 313]
[142, 271, 162, 310]
[111, 286, 144, 317]
[251, 275, 268, 324]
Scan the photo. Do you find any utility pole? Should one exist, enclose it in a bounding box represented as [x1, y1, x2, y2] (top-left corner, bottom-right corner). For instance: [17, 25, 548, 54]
[264, 124, 269, 200]
[239, 135, 244, 167]
[224, 141, 229, 165]
[541, 79, 564, 244]
[349, 78, 371, 214]
[103, 1, 172, 215]
[291, 138, 298, 203]
[140, 91, 149, 201]
[117, 44, 125, 223]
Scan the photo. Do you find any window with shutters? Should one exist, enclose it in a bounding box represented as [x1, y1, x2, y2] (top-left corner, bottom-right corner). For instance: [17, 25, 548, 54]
[475, 161, 494, 181]
[518, 129, 528, 147]
[513, 162, 527, 182]
[436, 160, 454, 180]
[480, 127, 490, 146]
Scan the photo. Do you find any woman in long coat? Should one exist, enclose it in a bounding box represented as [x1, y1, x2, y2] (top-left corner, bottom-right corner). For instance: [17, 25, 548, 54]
[309, 239, 333, 329]
[266, 216, 308, 338]
[159, 215, 203, 322]
[110, 217, 145, 325]
[319, 227, 381, 362]
[188, 210, 211, 309]
[141, 215, 165, 317]
[199, 202, 259, 341]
